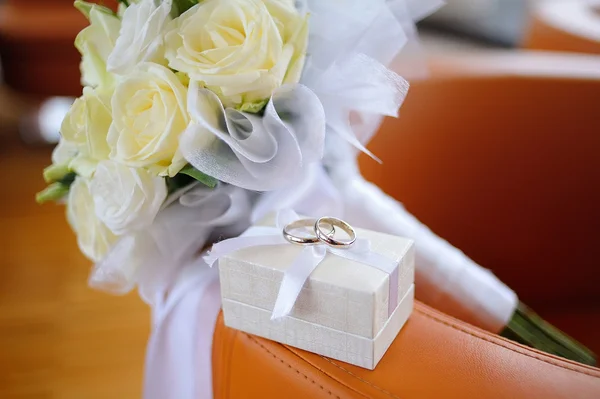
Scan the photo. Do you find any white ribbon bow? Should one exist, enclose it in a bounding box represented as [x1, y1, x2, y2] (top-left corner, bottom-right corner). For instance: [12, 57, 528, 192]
[205, 210, 400, 320]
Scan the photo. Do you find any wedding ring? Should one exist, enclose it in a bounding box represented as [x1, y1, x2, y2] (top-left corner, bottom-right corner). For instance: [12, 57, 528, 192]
[314, 217, 356, 249]
[283, 219, 334, 246]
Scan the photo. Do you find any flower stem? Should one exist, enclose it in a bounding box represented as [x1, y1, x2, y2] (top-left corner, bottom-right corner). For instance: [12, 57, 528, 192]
[501, 302, 596, 366]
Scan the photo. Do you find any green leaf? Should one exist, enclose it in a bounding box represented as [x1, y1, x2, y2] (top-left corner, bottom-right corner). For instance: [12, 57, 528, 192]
[178, 165, 218, 188]
[58, 172, 77, 187]
[501, 301, 597, 366]
[38, 169, 76, 203]
[239, 98, 269, 114]
[36, 183, 70, 204]
[172, 0, 199, 17]
[43, 164, 71, 183]
[74, 0, 115, 19]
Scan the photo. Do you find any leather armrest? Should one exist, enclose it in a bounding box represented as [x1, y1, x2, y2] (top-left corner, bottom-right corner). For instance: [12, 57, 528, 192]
[212, 302, 600, 398]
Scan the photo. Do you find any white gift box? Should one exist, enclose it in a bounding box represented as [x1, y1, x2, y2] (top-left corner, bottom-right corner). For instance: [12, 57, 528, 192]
[218, 216, 415, 370]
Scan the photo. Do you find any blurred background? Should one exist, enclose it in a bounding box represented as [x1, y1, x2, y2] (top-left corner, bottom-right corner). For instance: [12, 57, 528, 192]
[1, 0, 599, 397]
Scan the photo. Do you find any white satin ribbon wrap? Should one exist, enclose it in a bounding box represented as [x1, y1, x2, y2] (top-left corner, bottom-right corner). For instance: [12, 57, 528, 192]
[204, 210, 400, 321]
[144, 261, 221, 399]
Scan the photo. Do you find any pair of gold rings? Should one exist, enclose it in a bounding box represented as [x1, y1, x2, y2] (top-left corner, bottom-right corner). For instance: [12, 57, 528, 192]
[282, 217, 356, 249]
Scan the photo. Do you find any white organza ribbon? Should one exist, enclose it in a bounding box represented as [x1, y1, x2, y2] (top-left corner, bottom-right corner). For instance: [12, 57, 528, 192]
[205, 210, 400, 320]
[180, 82, 325, 191]
[300, 0, 418, 159]
[89, 183, 252, 305]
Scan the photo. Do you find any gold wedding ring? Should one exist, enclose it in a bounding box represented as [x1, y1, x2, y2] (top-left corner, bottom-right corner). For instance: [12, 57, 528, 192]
[314, 217, 356, 249]
[283, 219, 334, 246]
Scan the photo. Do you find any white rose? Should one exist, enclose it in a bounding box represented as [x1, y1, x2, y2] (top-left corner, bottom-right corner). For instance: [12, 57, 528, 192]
[107, 62, 189, 176]
[74, 1, 121, 88]
[164, 0, 309, 109]
[61, 87, 113, 177]
[67, 177, 117, 262]
[107, 0, 172, 76]
[90, 160, 167, 235]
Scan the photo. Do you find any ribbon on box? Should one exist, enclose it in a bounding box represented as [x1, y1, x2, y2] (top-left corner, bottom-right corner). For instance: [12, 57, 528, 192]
[204, 210, 400, 320]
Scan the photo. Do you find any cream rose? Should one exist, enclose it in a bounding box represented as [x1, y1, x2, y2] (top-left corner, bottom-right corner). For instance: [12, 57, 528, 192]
[67, 177, 117, 262]
[61, 87, 112, 177]
[164, 0, 309, 109]
[90, 160, 167, 235]
[107, 0, 172, 76]
[107, 62, 189, 176]
[74, 1, 121, 88]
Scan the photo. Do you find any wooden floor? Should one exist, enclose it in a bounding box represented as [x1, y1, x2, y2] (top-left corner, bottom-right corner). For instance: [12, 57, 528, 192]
[0, 134, 149, 397]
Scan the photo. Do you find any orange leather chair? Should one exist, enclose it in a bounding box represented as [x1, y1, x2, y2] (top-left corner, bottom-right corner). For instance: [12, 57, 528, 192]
[212, 52, 600, 398]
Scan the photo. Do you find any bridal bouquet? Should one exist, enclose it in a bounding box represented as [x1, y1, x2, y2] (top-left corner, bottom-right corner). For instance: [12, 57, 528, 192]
[38, 0, 319, 256]
[37, 0, 419, 295]
[38, 0, 594, 377]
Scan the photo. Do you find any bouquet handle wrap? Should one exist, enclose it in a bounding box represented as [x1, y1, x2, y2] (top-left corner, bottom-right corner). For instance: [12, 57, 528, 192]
[331, 163, 517, 333]
[144, 262, 221, 399]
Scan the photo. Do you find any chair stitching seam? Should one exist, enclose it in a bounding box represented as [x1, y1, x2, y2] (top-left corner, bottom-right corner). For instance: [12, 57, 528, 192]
[417, 309, 600, 378]
[320, 357, 400, 399]
[244, 334, 342, 398]
[223, 327, 238, 399]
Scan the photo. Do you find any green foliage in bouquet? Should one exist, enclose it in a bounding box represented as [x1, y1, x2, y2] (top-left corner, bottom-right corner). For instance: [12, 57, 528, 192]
[171, 0, 200, 15]
[165, 165, 217, 194]
[178, 165, 218, 188]
[36, 166, 76, 204]
[37, 163, 217, 204]
[502, 302, 596, 366]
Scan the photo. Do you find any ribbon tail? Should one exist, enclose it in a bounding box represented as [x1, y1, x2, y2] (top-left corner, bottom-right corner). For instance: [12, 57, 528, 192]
[271, 246, 326, 320]
[203, 232, 285, 267]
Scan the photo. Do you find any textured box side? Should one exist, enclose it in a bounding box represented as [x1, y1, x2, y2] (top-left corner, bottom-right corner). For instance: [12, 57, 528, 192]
[222, 285, 415, 370]
[220, 248, 378, 338]
[373, 285, 415, 366]
[373, 241, 415, 336]
[220, 230, 414, 339]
